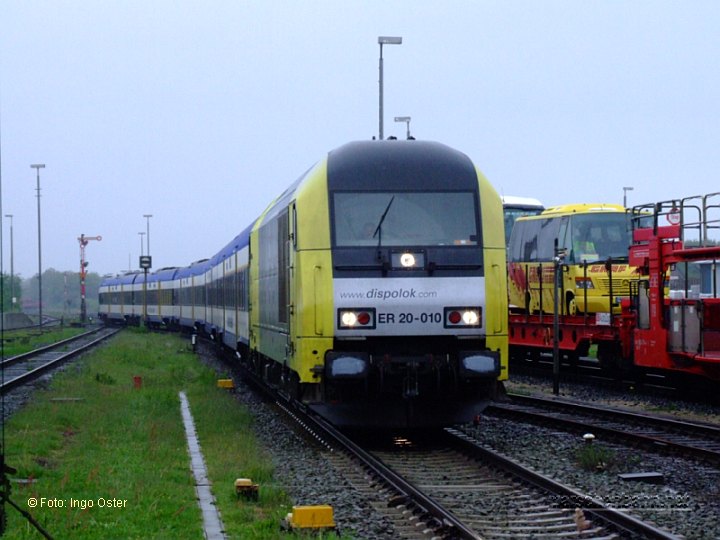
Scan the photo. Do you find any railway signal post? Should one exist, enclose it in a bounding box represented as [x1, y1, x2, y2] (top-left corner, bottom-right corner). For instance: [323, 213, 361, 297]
[78, 234, 102, 323]
[140, 255, 152, 325]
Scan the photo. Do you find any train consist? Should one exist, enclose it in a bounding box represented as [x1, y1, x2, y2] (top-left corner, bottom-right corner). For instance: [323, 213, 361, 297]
[507, 193, 720, 385]
[99, 140, 509, 428]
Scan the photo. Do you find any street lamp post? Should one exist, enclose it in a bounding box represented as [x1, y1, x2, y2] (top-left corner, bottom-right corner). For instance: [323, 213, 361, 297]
[143, 214, 152, 256]
[139, 232, 145, 257]
[623, 186, 634, 208]
[394, 116, 412, 139]
[30, 164, 45, 326]
[378, 36, 402, 140]
[4, 214, 14, 310]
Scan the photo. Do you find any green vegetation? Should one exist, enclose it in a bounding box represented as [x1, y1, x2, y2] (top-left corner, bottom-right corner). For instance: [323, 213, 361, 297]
[2, 330, 304, 539]
[15, 268, 102, 318]
[646, 402, 681, 414]
[1, 327, 88, 358]
[0, 273, 22, 311]
[575, 440, 617, 472]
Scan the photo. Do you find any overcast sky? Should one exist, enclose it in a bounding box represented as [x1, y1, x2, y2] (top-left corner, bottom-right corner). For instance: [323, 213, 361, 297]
[1, 1, 719, 279]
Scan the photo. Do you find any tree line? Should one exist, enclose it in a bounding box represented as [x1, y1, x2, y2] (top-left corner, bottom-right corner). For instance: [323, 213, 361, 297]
[1, 269, 103, 318]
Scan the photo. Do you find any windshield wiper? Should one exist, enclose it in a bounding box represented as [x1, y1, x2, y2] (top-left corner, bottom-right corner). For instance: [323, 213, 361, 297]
[373, 196, 395, 256]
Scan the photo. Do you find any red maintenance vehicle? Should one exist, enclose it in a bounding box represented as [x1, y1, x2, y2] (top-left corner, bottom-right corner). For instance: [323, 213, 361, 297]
[621, 193, 720, 382]
[508, 192, 720, 386]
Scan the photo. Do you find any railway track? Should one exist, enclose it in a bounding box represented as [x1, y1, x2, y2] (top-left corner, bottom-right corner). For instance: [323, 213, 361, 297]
[511, 355, 645, 389]
[0, 326, 121, 394]
[487, 393, 720, 465]
[189, 336, 689, 539]
[361, 429, 623, 539]
[305, 410, 685, 538]
[508, 355, 710, 402]
[266, 394, 681, 538]
[196, 336, 685, 538]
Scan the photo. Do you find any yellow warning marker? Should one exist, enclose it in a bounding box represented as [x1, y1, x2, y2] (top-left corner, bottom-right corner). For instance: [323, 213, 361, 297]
[234, 478, 259, 500]
[282, 505, 336, 531]
[217, 379, 234, 389]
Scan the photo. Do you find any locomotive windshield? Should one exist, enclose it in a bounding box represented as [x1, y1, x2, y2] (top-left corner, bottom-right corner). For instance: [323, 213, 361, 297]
[332, 191, 479, 247]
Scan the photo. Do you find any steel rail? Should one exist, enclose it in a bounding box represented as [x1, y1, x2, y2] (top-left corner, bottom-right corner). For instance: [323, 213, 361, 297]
[508, 393, 720, 436]
[1, 326, 107, 369]
[290, 404, 482, 540]
[221, 340, 681, 539]
[1, 327, 121, 394]
[236, 360, 481, 539]
[490, 393, 720, 464]
[446, 428, 683, 540]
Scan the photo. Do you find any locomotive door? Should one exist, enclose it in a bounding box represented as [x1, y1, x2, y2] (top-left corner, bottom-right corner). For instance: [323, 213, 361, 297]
[284, 203, 296, 365]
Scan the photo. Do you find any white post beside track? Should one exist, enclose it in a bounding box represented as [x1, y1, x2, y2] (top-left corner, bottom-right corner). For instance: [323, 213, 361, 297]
[179, 391, 226, 539]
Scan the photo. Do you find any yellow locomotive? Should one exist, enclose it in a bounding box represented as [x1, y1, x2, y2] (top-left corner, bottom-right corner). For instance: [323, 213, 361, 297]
[101, 140, 509, 428]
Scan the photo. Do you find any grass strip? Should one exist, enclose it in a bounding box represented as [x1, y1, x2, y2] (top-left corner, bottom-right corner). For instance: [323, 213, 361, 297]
[2, 329, 300, 539]
[2, 327, 87, 358]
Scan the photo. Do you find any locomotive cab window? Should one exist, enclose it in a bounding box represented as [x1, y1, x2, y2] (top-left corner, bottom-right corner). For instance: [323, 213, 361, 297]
[332, 191, 479, 247]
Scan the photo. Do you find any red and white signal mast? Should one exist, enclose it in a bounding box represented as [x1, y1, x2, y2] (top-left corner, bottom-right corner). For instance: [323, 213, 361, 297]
[78, 234, 101, 323]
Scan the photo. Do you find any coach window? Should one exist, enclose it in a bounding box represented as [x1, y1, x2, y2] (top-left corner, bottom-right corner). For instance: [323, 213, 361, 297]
[537, 218, 561, 261]
[520, 220, 541, 261]
[571, 221, 597, 263]
[508, 225, 524, 262]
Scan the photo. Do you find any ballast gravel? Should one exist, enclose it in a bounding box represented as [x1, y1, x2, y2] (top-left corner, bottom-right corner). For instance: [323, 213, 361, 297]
[203, 350, 720, 540]
[9, 346, 720, 540]
[199, 350, 399, 540]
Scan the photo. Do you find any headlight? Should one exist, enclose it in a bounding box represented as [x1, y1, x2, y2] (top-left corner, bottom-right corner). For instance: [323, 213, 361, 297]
[400, 253, 415, 267]
[338, 308, 376, 329]
[391, 250, 425, 270]
[444, 307, 482, 328]
[575, 278, 595, 289]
